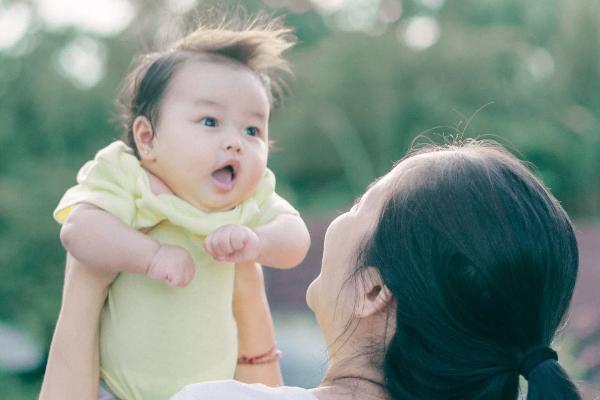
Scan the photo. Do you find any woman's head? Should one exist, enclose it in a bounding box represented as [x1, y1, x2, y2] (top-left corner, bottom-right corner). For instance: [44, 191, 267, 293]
[116, 14, 295, 211]
[308, 140, 580, 399]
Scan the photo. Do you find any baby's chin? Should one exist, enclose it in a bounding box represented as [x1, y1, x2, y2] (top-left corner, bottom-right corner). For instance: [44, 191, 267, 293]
[187, 189, 253, 213]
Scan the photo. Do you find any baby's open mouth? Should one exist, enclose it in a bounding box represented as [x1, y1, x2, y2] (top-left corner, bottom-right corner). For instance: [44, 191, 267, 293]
[211, 162, 238, 191]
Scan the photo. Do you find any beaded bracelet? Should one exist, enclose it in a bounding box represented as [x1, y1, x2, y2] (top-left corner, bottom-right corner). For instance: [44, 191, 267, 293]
[237, 345, 282, 365]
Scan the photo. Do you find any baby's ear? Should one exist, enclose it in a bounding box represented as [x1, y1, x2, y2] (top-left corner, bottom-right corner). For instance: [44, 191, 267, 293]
[354, 267, 393, 319]
[132, 116, 156, 161]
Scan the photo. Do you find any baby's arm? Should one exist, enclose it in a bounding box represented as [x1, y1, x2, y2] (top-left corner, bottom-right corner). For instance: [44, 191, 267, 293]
[232, 262, 283, 386]
[254, 214, 310, 268]
[61, 203, 195, 287]
[204, 214, 310, 269]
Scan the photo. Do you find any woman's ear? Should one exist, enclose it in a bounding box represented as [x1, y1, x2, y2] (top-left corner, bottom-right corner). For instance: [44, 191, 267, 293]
[354, 267, 393, 319]
[132, 116, 156, 161]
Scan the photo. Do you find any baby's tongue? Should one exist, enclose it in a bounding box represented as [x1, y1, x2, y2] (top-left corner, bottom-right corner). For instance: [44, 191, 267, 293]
[212, 167, 233, 185]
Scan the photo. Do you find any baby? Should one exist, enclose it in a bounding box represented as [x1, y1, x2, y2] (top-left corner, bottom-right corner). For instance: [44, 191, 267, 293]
[48, 17, 309, 400]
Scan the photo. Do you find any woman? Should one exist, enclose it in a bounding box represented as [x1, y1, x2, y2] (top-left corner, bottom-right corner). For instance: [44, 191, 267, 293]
[173, 140, 581, 399]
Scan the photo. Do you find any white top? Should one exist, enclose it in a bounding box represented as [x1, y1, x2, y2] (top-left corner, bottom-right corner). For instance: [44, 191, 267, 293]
[170, 380, 318, 400]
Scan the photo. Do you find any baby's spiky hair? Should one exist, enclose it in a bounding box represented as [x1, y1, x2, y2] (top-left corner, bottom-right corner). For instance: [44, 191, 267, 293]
[172, 13, 296, 103]
[118, 11, 297, 157]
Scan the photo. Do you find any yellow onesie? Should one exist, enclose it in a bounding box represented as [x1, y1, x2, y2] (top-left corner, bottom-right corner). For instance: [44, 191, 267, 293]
[54, 141, 298, 400]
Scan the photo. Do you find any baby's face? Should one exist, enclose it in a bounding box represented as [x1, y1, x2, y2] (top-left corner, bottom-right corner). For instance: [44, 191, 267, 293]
[145, 59, 270, 212]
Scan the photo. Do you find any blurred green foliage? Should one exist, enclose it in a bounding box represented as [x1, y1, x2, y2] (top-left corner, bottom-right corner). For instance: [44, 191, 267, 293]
[271, 0, 600, 215]
[0, 0, 598, 396]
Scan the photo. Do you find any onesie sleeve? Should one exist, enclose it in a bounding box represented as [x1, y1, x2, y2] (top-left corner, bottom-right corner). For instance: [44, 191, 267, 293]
[53, 141, 138, 226]
[254, 191, 300, 226]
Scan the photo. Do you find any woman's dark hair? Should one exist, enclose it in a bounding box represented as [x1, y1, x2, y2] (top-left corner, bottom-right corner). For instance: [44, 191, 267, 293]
[357, 140, 580, 399]
[116, 13, 295, 158]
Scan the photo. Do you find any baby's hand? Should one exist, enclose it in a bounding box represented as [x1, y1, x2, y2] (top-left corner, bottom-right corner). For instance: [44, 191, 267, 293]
[204, 225, 261, 264]
[146, 244, 196, 288]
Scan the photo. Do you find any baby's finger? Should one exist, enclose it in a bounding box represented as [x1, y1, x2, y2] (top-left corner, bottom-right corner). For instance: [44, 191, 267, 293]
[225, 249, 250, 264]
[215, 231, 235, 256]
[204, 235, 220, 258]
[177, 277, 190, 288]
[230, 228, 247, 252]
[165, 274, 179, 288]
[185, 266, 196, 285]
[172, 274, 189, 288]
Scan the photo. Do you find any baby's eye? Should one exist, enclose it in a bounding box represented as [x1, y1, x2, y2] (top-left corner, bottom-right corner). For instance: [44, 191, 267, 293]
[244, 126, 259, 137]
[199, 117, 218, 127]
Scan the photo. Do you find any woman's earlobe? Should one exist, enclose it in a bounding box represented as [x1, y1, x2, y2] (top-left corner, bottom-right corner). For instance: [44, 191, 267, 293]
[132, 116, 156, 160]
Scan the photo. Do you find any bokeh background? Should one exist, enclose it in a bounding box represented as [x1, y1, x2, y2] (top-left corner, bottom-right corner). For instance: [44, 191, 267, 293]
[0, 0, 599, 398]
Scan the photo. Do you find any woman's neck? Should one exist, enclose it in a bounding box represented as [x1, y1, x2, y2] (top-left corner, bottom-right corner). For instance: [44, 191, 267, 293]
[311, 347, 388, 400]
[310, 304, 396, 400]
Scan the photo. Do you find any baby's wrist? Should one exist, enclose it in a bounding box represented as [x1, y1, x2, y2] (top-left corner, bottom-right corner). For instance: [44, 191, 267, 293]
[251, 228, 264, 262]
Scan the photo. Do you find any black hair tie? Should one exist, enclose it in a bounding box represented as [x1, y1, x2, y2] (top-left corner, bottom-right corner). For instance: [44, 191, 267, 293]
[518, 346, 558, 380]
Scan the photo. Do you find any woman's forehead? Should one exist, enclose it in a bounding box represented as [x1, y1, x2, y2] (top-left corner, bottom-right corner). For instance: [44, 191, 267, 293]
[361, 153, 437, 209]
[369, 156, 417, 192]
[388, 152, 439, 184]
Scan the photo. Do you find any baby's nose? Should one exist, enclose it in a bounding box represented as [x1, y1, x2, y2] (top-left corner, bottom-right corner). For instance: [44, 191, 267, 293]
[224, 137, 242, 153]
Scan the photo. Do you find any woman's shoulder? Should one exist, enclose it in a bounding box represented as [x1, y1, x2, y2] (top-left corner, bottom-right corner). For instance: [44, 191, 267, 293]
[170, 380, 318, 400]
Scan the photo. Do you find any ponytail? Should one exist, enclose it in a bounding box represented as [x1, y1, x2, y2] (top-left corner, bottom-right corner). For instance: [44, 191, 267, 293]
[526, 359, 581, 400]
[516, 346, 581, 400]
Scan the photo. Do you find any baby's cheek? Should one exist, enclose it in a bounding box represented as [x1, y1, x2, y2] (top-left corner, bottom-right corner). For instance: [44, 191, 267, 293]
[242, 164, 266, 194]
[253, 145, 268, 171]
